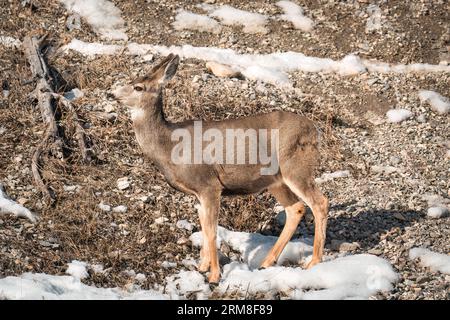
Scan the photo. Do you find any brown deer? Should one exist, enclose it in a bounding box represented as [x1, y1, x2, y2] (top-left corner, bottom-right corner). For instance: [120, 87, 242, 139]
[113, 54, 329, 284]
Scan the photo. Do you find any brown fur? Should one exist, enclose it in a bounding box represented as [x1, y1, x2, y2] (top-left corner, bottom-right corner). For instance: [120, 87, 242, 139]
[114, 54, 329, 283]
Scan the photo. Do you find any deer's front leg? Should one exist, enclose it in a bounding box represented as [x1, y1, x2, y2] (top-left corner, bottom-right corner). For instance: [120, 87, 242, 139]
[198, 208, 210, 273]
[197, 192, 221, 284]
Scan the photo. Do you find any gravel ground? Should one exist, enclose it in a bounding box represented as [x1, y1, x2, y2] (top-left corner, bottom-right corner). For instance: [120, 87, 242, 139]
[0, 0, 449, 299]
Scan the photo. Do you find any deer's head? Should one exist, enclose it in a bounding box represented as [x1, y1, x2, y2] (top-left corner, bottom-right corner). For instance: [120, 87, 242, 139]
[113, 53, 179, 109]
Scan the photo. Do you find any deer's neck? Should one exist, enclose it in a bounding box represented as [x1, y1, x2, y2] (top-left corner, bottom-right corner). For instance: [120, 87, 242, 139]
[131, 93, 171, 161]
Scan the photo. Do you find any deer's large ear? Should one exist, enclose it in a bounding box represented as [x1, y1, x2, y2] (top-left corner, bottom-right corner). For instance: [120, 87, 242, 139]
[149, 53, 174, 74]
[162, 54, 179, 82]
[152, 54, 179, 84]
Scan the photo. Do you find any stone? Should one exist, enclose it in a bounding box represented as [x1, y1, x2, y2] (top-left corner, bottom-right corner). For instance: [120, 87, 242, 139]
[117, 177, 130, 190]
[206, 61, 242, 78]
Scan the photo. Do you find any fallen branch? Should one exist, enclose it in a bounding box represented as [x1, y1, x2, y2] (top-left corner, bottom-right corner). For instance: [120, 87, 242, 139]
[23, 34, 93, 204]
[23, 35, 60, 205]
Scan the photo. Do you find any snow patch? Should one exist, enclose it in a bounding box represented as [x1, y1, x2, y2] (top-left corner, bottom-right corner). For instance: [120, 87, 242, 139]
[418, 90, 450, 114]
[59, 0, 128, 40]
[0, 226, 398, 300]
[172, 10, 221, 34]
[209, 5, 268, 34]
[386, 109, 413, 123]
[0, 273, 166, 299]
[165, 271, 210, 300]
[0, 185, 37, 223]
[63, 39, 121, 56]
[409, 248, 450, 274]
[66, 260, 88, 280]
[190, 226, 313, 268]
[276, 1, 314, 32]
[62, 40, 450, 89]
[218, 254, 398, 299]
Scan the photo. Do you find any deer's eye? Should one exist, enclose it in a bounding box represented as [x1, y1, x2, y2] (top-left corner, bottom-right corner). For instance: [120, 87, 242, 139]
[134, 85, 144, 92]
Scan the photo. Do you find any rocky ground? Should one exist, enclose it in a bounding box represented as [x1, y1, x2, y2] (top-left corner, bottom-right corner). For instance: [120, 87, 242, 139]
[0, 0, 449, 299]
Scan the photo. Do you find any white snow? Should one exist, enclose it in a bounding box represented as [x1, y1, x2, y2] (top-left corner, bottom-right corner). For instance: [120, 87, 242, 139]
[63, 39, 450, 89]
[365, 4, 383, 33]
[190, 226, 313, 268]
[0, 35, 21, 48]
[209, 5, 268, 34]
[165, 270, 210, 300]
[276, 1, 314, 32]
[0, 225, 398, 300]
[363, 59, 450, 73]
[0, 185, 37, 223]
[409, 248, 450, 274]
[188, 227, 398, 299]
[63, 39, 121, 56]
[59, 0, 128, 40]
[315, 170, 350, 184]
[218, 254, 398, 299]
[172, 10, 221, 34]
[418, 90, 450, 115]
[426, 206, 449, 219]
[386, 109, 413, 123]
[66, 260, 89, 280]
[0, 273, 166, 299]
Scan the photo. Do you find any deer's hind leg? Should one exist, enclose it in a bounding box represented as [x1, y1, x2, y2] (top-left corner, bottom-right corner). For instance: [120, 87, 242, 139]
[284, 176, 329, 269]
[260, 184, 306, 269]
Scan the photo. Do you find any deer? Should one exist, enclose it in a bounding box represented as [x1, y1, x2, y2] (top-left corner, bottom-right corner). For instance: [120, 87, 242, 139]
[113, 54, 329, 284]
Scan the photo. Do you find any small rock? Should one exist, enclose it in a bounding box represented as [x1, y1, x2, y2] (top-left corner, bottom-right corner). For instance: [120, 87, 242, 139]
[138, 237, 146, 244]
[154, 216, 169, 224]
[176, 219, 193, 231]
[426, 206, 449, 219]
[416, 114, 427, 123]
[177, 237, 190, 245]
[98, 202, 111, 212]
[117, 177, 130, 190]
[103, 103, 115, 113]
[161, 261, 177, 269]
[393, 212, 407, 221]
[17, 197, 28, 205]
[367, 78, 379, 85]
[368, 248, 383, 255]
[206, 61, 241, 78]
[331, 240, 360, 252]
[63, 185, 79, 192]
[112, 205, 127, 213]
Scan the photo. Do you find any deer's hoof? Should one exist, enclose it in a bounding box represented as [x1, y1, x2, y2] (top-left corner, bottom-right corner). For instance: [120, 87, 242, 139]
[209, 282, 219, 290]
